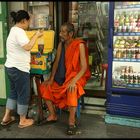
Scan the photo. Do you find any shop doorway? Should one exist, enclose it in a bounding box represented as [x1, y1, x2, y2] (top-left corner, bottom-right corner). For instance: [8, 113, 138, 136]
[48, 1, 109, 112]
[65, 1, 109, 110]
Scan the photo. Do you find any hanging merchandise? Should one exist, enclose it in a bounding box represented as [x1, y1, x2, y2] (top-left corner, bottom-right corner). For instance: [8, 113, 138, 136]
[36, 14, 48, 28]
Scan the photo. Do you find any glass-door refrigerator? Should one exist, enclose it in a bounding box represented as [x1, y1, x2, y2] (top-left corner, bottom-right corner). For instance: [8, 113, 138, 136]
[107, 1, 140, 117]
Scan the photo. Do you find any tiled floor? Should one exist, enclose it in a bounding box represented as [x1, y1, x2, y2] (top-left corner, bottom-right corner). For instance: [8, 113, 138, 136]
[84, 97, 106, 105]
[0, 105, 140, 138]
[84, 75, 105, 90]
[81, 97, 106, 115]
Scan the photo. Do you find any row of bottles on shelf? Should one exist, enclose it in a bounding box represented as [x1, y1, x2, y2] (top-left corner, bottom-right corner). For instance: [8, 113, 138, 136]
[113, 36, 140, 59]
[119, 66, 140, 84]
[113, 48, 140, 59]
[114, 11, 140, 32]
[114, 36, 140, 49]
[113, 66, 140, 86]
[122, 2, 140, 6]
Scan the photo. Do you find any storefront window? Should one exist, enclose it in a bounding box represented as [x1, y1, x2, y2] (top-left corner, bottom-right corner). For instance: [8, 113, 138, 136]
[69, 2, 109, 91]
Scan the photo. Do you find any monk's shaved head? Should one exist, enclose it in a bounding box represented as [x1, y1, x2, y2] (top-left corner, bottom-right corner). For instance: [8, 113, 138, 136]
[62, 22, 75, 35]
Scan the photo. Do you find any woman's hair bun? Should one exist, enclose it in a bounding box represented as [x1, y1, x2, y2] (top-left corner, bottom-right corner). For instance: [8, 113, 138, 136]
[10, 11, 16, 18]
[10, 11, 17, 23]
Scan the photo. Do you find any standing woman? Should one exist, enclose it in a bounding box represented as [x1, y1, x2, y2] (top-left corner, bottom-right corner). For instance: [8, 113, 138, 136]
[1, 10, 43, 128]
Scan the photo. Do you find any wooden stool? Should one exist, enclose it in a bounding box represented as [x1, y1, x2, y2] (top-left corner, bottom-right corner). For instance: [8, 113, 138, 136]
[29, 74, 45, 124]
[100, 64, 108, 90]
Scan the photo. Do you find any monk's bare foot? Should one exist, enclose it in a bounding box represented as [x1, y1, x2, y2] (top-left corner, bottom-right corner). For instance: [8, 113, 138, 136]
[47, 115, 57, 121]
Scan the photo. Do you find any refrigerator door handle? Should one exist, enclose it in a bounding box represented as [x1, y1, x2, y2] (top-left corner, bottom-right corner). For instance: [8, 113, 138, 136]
[109, 28, 113, 48]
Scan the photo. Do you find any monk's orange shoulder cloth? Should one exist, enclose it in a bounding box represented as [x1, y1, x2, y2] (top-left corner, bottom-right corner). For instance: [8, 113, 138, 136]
[39, 39, 91, 108]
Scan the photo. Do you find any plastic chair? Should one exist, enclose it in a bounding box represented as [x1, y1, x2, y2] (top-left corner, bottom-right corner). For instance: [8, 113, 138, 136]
[58, 97, 82, 118]
[76, 98, 81, 118]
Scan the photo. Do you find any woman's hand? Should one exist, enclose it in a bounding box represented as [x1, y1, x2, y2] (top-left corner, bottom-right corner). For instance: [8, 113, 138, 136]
[36, 29, 44, 38]
[67, 79, 77, 93]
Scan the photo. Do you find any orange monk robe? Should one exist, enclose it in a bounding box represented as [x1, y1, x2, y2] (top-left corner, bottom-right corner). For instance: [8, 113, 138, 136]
[39, 39, 91, 109]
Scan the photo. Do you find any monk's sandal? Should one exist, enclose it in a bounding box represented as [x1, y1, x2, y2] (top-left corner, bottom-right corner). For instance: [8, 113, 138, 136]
[66, 124, 78, 135]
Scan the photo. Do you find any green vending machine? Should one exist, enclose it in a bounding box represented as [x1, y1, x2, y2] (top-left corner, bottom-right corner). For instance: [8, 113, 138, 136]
[0, 2, 9, 105]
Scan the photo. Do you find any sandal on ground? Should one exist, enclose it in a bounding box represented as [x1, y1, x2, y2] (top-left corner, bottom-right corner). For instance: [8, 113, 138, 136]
[1, 116, 16, 126]
[66, 124, 78, 135]
[18, 119, 34, 128]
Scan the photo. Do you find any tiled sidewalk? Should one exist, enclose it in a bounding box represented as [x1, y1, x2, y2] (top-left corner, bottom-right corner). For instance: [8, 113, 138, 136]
[0, 106, 140, 138]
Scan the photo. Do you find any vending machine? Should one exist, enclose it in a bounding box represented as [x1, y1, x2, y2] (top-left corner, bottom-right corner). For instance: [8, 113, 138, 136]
[26, 2, 56, 75]
[106, 2, 140, 118]
[26, 30, 55, 74]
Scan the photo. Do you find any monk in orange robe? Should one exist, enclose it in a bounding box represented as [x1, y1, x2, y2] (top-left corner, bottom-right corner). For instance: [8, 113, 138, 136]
[39, 22, 91, 135]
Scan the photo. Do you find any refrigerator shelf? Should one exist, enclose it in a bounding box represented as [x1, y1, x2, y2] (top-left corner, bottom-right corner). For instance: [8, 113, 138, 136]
[113, 58, 140, 62]
[110, 87, 140, 94]
[114, 32, 140, 36]
[112, 85, 140, 90]
[115, 5, 140, 9]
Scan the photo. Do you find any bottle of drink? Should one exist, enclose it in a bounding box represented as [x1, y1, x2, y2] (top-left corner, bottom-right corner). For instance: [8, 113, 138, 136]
[38, 38, 44, 54]
[129, 72, 133, 84]
[133, 72, 137, 84]
[138, 72, 140, 84]
[116, 49, 122, 58]
[124, 72, 129, 83]
[120, 69, 125, 79]
[135, 74, 138, 84]
[129, 66, 133, 73]
[123, 48, 127, 58]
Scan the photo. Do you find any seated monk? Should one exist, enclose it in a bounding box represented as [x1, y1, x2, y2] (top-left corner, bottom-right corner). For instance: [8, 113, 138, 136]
[39, 22, 91, 135]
